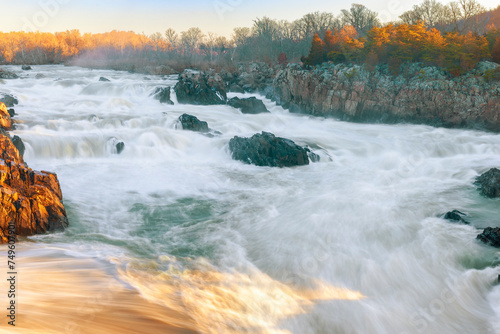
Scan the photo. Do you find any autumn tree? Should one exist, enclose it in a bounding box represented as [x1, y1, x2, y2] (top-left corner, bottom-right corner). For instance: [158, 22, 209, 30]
[302, 33, 325, 66]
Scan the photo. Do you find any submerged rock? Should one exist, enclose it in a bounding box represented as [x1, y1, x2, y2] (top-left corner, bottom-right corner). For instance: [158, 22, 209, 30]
[475, 168, 500, 198]
[477, 227, 500, 248]
[229, 131, 312, 167]
[0, 134, 68, 242]
[174, 70, 227, 105]
[441, 210, 470, 224]
[0, 94, 18, 108]
[178, 114, 209, 133]
[99, 76, 110, 82]
[116, 141, 125, 154]
[0, 70, 18, 79]
[152, 87, 174, 105]
[22, 65, 32, 71]
[228, 97, 269, 114]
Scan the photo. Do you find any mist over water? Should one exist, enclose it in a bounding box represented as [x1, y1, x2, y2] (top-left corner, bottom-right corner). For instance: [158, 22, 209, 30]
[1, 65, 499, 333]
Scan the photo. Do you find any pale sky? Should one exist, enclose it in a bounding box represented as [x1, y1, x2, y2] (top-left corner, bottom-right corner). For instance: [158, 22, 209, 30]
[0, 0, 498, 37]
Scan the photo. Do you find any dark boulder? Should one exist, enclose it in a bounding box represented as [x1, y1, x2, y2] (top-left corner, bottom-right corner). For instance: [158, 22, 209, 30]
[152, 87, 174, 105]
[11, 135, 25, 156]
[116, 141, 125, 154]
[228, 131, 312, 167]
[475, 168, 500, 198]
[228, 97, 269, 114]
[99, 77, 110, 82]
[179, 114, 209, 133]
[477, 227, 500, 248]
[174, 70, 227, 105]
[22, 65, 32, 71]
[0, 94, 18, 108]
[441, 210, 470, 224]
[8, 109, 15, 117]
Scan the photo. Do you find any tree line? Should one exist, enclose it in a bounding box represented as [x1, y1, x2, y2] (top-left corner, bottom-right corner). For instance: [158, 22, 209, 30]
[0, 1, 498, 75]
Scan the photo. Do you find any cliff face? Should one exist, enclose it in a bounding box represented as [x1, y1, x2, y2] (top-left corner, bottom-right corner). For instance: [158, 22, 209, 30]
[0, 102, 68, 243]
[273, 62, 500, 132]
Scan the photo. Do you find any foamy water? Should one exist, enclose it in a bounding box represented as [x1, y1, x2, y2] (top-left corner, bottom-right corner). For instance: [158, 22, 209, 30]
[0, 64, 499, 333]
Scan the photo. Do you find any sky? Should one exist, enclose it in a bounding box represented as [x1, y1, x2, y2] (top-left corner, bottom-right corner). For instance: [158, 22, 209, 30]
[0, 0, 498, 38]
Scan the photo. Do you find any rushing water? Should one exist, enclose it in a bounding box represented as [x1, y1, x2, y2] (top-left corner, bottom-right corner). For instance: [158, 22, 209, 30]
[0, 64, 499, 334]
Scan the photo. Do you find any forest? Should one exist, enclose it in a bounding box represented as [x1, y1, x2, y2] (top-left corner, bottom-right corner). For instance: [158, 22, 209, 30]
[0, 0, 499, 75]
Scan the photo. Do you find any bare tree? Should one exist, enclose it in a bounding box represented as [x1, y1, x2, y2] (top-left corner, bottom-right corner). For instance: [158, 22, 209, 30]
[165, 28, 178, 50]
[447, 0, 486, 33]
[180, 27, 204, 54]
[340, 4, 380, 36]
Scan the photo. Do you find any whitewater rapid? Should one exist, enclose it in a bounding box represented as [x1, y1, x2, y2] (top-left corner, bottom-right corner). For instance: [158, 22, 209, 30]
[1, 64, 499, 334]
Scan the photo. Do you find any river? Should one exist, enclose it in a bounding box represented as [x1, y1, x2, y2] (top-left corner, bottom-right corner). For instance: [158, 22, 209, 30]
[0, 64, 499, 334]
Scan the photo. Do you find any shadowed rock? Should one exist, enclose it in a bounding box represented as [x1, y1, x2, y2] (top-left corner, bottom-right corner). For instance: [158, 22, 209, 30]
[174, 70, 227, 105]
[178, 114, 209, 133]
[0, 94, 18, 108]
[11, 136, 25, 156]
[228, 97, 269, 114]
[0, 70, 18, 79]
[116, 141, 125, 154]
[152, 87, 174, 105]
[475, 168, 500, 198]
[477, 227, 500, 248]
[22, 65, 32, 71]
[99, 77, 110, 82]
[441, 210, 470, 224]
[229, 131, 313, 167]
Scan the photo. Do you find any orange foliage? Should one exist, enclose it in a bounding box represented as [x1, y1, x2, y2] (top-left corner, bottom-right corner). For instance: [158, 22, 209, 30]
[493, 37, 500, 64]
[0, 30, 170, 64]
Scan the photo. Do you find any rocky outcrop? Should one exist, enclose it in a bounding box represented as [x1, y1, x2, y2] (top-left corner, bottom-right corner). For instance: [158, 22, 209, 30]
[174, 70, 227, 105]
[0, 102, 68, 243]
[0, 94, 18, 108]
[152, 87, 174, 105]
[475, 168, 500, 198]
[477, 227, 500, 248]
[273, 61, 500, 132]
[11, 135, 25, 156]
[441, 210, 470, 224]
[224, 63, 278, 93]
[228, 97, 270, 114]
[228, 131, 315, 167]
[178, 114, 209, 133]
[0, 70, 18, 79]
[0, 103, 13, 130]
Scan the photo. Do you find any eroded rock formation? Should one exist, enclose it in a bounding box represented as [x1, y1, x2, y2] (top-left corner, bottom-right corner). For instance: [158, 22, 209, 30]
[0, 102, 68, 242]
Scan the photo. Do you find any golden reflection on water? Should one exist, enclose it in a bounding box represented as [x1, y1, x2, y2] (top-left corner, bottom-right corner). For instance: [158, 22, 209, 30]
[0, 250, 364, 334]
[119, 257, 365, 334]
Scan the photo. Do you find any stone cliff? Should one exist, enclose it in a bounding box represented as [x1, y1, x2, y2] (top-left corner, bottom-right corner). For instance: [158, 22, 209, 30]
[272, 62, 500, 132]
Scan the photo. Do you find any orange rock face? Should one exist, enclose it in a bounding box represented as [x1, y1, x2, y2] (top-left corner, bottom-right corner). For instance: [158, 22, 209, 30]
[0, 103, 12, 130]
[0, 103, 68, 243]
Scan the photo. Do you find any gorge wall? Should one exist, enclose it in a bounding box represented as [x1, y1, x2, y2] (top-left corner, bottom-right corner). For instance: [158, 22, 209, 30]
[269, 62, 500, 132]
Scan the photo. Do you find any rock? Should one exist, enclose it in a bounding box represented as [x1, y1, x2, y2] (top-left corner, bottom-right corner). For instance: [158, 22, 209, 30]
[305, 148, 320, 163]
[116, 141, 125, 154]
[441, 210, 470, 224]
[35, 73, 45, 79]
[0, 70, 18, 79]
[475, 168, 500, 198]
[11, 136, 25, 156]
[228, 131, 311, 167]
[0, 134, 68, 243]
[22, 65, 32, 71]
[178, 114, 209, 133]
[272, 61, 500, 132]
[174, 70, 227, 105]
[99, 77, 110, 82]
[0, 103, 13, 130]
[228, 97, 270, 114]
[0, 94, 18, 108]
[229, 84, 244, 93]
[8, 109, 15, 117]
[477, 227, 500, 248]
[152, 87, 174, 105]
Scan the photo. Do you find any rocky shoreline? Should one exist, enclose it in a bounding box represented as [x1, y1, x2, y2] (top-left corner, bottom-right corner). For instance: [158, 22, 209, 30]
[0, 93, 68, 243]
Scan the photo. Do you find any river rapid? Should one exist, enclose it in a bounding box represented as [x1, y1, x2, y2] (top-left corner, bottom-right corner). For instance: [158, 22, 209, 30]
[0, 65, 499, 334]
